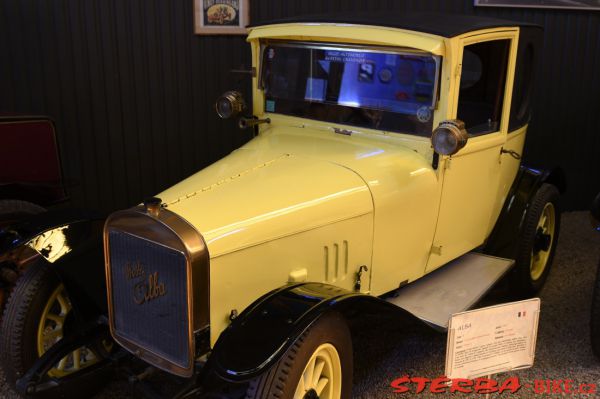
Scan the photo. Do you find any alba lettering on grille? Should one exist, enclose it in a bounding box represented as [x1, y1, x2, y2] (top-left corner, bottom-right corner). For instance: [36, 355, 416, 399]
[125, 261, 167, 305]
[134, 272, 166, 304]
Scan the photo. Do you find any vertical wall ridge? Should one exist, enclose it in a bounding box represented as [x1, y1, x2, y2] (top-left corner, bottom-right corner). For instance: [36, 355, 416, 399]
[0, 0, 596, 211]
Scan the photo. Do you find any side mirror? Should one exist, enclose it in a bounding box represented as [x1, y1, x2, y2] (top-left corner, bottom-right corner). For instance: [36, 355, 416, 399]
[215, 91, 246, 119]
[431, 120, 468, 156]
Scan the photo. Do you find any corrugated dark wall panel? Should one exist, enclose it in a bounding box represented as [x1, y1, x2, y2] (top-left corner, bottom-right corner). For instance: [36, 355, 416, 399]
[0, 0, 598, 211]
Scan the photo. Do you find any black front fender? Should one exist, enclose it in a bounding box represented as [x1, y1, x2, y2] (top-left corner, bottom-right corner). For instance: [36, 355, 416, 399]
[1, 208, 107, 319]
[208, 282, 418, 383]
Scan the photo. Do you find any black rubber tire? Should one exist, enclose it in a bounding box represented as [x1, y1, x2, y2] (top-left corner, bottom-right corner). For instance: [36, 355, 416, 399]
[0, 200, 46, 337]
[511, 183, 561, 297]
[0, 262, 107, 398]
[0, 199, 45, 219]
[245, 312, 353, 399]
[591, 260, 600, 359]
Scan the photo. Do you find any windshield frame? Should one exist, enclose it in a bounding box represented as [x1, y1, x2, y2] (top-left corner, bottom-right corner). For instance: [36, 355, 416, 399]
[258, 40, 442, 135]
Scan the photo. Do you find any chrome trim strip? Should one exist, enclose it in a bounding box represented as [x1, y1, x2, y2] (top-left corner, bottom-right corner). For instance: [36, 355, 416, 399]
[104, 206, 210, 377]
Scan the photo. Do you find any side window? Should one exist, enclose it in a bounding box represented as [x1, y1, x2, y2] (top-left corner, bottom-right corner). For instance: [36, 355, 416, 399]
[509, 43, 534, 131]
[457, 39, 510, 135]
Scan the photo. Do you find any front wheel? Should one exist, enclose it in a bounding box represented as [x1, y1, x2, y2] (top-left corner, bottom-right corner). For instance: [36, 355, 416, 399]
[512, 183, 561, 296]
[245, 312, 353, 399]
[0, 262, 109, 397]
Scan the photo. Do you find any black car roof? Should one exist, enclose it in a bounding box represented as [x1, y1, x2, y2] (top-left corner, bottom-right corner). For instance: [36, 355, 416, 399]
[249, 12, 541, 38]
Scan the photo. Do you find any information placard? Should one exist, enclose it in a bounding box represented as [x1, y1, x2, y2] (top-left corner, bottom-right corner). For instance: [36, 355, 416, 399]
[445, 298, 540, 380]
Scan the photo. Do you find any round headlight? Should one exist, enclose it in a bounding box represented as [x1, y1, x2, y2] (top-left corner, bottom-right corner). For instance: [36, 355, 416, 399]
[215, 91, 246, 119]
[431, 120, 468, 156]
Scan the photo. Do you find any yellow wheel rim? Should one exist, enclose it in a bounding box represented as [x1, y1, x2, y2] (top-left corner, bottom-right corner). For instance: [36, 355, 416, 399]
[293, 343, 342, 399]
[36, 284, 101, 377]
[530, 202, 555, 281]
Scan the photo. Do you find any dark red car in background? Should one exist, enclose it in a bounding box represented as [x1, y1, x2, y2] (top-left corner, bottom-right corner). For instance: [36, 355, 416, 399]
[0, 115, 69, 311]
[0, 115, 68, 224]
[0, 116, 111, 398]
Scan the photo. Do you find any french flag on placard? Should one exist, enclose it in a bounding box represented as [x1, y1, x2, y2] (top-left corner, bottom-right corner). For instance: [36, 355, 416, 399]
[518, 311, 527, 318]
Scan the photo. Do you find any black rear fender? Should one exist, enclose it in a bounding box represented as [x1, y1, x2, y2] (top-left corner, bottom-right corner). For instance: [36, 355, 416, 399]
[484, 165, 565, 259]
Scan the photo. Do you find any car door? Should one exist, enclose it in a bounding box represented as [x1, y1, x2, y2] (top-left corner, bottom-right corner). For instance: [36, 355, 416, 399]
[427, 31, 518, 272]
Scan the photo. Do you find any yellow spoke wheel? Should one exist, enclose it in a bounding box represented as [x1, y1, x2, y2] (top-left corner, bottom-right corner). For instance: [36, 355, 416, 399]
[512, 183, 560, 296]
[37, 284, 102, 377]
[530, 202, 555, 281]
[293, 344, 342, 399]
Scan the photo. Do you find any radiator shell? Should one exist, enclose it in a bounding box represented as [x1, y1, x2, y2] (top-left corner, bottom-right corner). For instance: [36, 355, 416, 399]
[104, 206, 209, 377]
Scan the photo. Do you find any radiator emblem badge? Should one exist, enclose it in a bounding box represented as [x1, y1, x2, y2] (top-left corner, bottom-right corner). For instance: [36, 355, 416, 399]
[125, 261, 145, 280]
[125, 261, 167, 305]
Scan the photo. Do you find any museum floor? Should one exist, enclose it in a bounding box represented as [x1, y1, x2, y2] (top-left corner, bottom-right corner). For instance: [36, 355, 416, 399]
[351, 211, 600, 398]
[1, 211, 598, 399]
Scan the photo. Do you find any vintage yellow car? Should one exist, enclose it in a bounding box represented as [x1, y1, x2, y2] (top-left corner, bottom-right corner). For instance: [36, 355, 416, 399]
[25, 13, 566, 399]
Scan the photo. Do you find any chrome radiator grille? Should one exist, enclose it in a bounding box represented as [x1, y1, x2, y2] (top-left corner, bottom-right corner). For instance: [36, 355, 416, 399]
[108, 230, 190, 369]
[104, 205, 210, 377]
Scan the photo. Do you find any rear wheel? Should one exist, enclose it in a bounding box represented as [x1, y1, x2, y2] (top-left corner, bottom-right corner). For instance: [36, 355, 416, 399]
[591, 260, 600, 359]
[0, 262, 108, 397]
[245, 312, 353, 399]
[512, 183, 560, 296]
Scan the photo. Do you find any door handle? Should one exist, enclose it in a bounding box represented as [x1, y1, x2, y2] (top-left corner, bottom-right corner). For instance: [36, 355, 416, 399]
[501, 148, 521, 160]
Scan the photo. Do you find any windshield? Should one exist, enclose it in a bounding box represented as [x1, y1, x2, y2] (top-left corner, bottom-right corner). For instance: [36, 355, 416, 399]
[261, 42, 440, 136]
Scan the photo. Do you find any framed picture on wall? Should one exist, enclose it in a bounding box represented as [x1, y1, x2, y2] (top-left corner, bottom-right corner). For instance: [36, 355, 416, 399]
[194, 0, 250, 35]
[475, 0, 600, 10]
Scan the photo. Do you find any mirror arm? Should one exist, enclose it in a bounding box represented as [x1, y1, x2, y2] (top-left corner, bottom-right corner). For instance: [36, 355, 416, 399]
[239, 116, 271, 130]
[432, 152, 440, 170]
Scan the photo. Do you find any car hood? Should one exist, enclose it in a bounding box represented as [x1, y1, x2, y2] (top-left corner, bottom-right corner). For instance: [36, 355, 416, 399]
[158, 149, 373, 258]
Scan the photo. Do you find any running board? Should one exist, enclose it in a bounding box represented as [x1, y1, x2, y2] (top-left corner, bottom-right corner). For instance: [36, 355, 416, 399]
[385, 253, 514, 331]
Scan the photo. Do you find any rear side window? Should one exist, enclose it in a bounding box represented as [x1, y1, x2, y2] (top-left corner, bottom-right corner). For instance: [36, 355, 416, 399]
[457, 39, 510, 135]
[509, 43, 535, 131]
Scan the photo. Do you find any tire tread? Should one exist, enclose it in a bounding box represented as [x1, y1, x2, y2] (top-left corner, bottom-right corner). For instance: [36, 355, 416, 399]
[0, 263, 56, 386]
[245, 312, 352, 399]
[513, 183, 561, 295]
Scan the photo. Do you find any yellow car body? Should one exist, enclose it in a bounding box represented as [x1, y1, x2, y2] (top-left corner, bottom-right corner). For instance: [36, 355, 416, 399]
[157, 23, 525, 346]
[103, 15, 560, 385]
